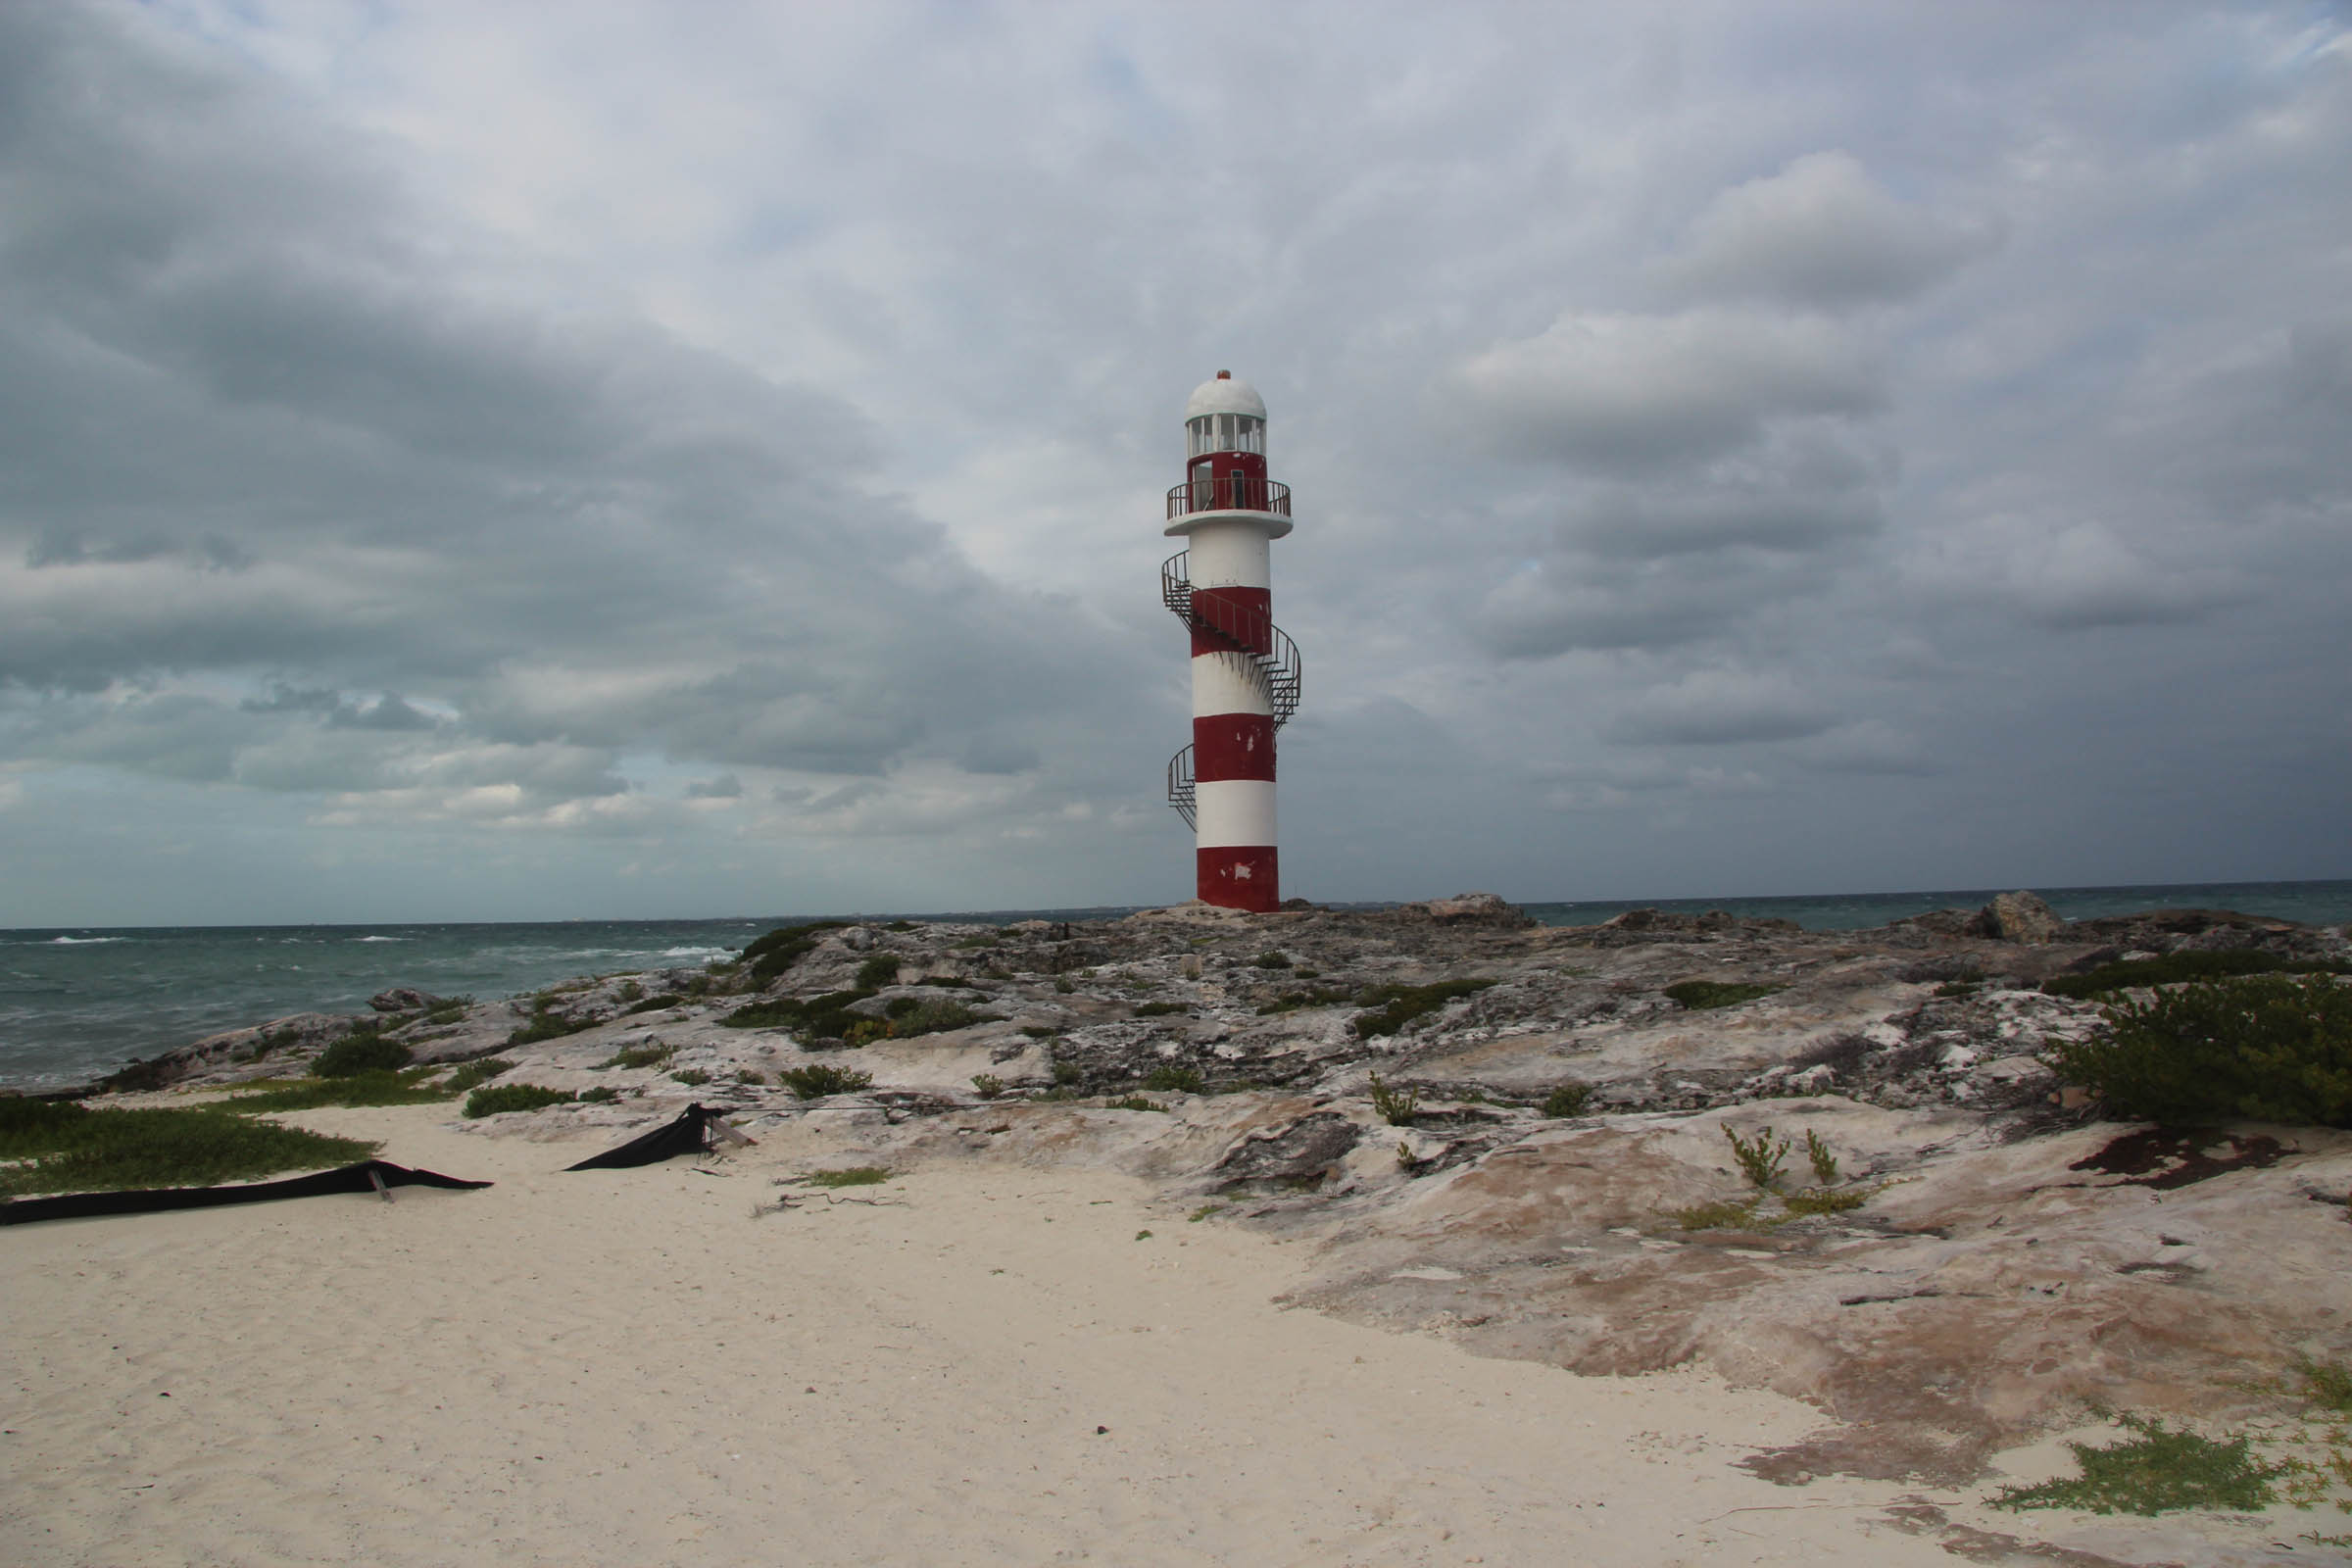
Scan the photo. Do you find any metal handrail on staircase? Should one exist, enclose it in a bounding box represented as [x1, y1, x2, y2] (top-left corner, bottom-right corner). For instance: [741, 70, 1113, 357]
[1161, 550, 1299, 823]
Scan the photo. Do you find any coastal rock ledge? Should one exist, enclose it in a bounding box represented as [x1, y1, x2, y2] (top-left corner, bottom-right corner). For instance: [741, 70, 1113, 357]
[75, 892, 2352, 1494]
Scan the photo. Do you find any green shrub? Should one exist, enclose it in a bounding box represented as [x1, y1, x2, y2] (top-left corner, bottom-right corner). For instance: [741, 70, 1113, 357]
[970, 1073, 1005, 1100]
[883, 1000, 991, 1039]
[1018, 1025, 1059, 1040]
[1542, 1083, 1592, 1118]
[1803, 1128, 1839, 1185]
[577, 1086, 620, 1103]
[1991, 1414, 2285, 1515]
[312, 1029, 414, 1078]
[1252, 951, 1293, 970]
[599, 1042, 677, 1070]
[1052, 1060, 1083, 1085]
[225, 1070, 452, 1111]
[886, 920, 917, 933]
[2294, 1355, 2352, 1415]
[734, 1068, 766, 1087]
[1367, 1070, 1419, 1126]
[621, 993, 684, 1015]
[2047, 974, 2352, 1126]
[1353, 978, 1497, 1038]
[1133, 1001, 1189, 1017]
[506, 1004, 594, 1047]
[2043, 949, 2350, 1001]
[0, 1100, 380, 1197]
[669, 1068, 712, 1086]
[1105, 1095, 1166, 1112]
[444, 1057, 514, 1093]
[1144, 1065, 1204, 1094]
[856, 955, 904, 989]
[806, 1165, 890, 1187]
[463, 1084, 576, 1118]
[741, 921, 849, 983]
[721, 988, 879, 1045]
[421, 997, 473, 1026]
[1664, 980, 1787, 1010]
[1724, 1124, 1790, 1190]
[778, 1064, 873, 1099]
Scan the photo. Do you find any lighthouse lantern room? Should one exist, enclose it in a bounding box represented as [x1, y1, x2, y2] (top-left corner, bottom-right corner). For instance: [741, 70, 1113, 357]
[1160, 371, 1299, 912]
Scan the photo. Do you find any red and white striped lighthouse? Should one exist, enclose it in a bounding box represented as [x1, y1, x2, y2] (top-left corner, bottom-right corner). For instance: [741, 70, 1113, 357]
[1162, 371, 1299, 912]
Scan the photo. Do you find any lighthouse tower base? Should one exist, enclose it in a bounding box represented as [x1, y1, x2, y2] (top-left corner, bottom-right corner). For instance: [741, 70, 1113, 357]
[1199, 846, 1279, 911]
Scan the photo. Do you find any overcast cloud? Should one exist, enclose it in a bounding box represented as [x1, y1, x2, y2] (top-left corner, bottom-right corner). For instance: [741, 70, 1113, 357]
[1, 0, 2347, 925]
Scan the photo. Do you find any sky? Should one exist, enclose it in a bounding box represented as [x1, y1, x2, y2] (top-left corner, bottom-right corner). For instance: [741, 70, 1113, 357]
[2, 1, 2348, 926]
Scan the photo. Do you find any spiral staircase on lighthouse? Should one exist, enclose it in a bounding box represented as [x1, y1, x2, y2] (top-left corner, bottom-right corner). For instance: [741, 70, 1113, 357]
[1162, 472, 1300, 829]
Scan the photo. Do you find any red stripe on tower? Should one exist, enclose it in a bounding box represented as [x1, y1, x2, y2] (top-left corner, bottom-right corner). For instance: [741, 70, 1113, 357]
[1161, 371, 1298, 913]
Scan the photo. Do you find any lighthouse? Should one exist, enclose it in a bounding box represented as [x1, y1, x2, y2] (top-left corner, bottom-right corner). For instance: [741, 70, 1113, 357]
[1161, 371, 1299, 912]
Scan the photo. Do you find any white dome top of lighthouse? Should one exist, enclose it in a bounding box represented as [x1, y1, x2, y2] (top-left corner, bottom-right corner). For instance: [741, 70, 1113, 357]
[1185, 370, 1266, 421]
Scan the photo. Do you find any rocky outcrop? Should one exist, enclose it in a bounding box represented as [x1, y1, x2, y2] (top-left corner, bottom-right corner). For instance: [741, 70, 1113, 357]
[95, 896, 2352, 1499]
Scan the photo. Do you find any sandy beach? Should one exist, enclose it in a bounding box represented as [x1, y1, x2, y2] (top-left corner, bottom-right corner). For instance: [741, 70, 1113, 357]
[0, 1101, 2064, 1568]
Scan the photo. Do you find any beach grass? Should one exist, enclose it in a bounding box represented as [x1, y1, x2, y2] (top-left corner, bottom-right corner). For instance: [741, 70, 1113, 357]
[224, 1068, 456, 1112]
[0, 1099, 379, 1197]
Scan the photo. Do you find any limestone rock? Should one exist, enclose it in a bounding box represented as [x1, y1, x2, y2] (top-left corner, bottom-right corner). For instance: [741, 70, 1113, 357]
[1974, 891, 2063, 942]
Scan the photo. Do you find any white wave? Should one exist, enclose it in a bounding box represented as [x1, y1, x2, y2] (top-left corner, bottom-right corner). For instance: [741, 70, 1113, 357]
[48, 936, 125, 945]
[659, 946, 735, 959]
[353, 936, 406, 943]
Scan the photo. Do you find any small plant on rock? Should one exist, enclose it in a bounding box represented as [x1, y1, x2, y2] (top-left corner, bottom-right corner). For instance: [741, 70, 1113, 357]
[1542, 1083, 1591, 1118]
[855, 955, 904, 989]
[1803, 1128, 1840, 1186]
[669, 1067, 712, 1086]
[778, 1064, 873, 1100]
[970, 1073, 1005, 1100]
[1724, 1123, 1790, 1191]
[1991, 1413, 2286, 1515]
[1367, 1070, 1419, 1127]
[1665, 980, 1787, 1010]
[1144, 1065, 1204, 1094]
[1105, 1095, 1165, 1112]
[443, 1057, 514, 1093]
[1252, 951, 1293, 970]
[1133, 1001, 1189, 1017]
[312, 1028, 414, 1079]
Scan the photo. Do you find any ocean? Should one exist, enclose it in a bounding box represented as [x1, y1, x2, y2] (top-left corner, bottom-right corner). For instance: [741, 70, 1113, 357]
[4, 881, 2346, 1093]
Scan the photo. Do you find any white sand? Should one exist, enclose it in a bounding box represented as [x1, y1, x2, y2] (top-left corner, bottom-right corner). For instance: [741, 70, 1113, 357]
[0, 1105, 2043, 1565]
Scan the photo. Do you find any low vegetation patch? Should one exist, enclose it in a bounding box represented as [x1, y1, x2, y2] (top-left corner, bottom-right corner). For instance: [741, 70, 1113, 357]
[855, 955, 904, 989]
[1542, 1083, 1592, 1118]
[1104, 1095, 1166, 1112]
[806, 1166, 891, 1187]
[778, 1064, 873, 1099]
[1367, 1070, 1419, 1126]
[506, 1004, 595, 1048]
[1251, 951, 1293, 970]
[970, 1073, 1004, 1099]
[1992, 1414, 2285, 1515]
[599, 1042, 677, 1070]
[1353, 978, 1497, 1038]
[669, 1068, 712, 1086]
[420, 997, 472, 1026]
[311, 1028, 414, 1078]
[879, 999, 992, 1039]
[226, 1069, 453, 1111]
[1133, 1001, 1189, 1017]
[1144, 1065, 1204, 1094]
[443, 1057, 514, 1093]
[2048, 973, 2352, 1127]
[1725, 1123, 1791, 1190]
[620, 993, 684, 1015]
[462, 1084, 577, 1118]
[741, 921, 849, 984]
[1258, 985, 1355, 1015]
[0, 1099, 380, 1196]
[1664, 979, 1787, 1010]
[721, 989, 879, 1046]
[2043, 948, 2351, 1001]
[1674, 1197, 1777, 1231]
